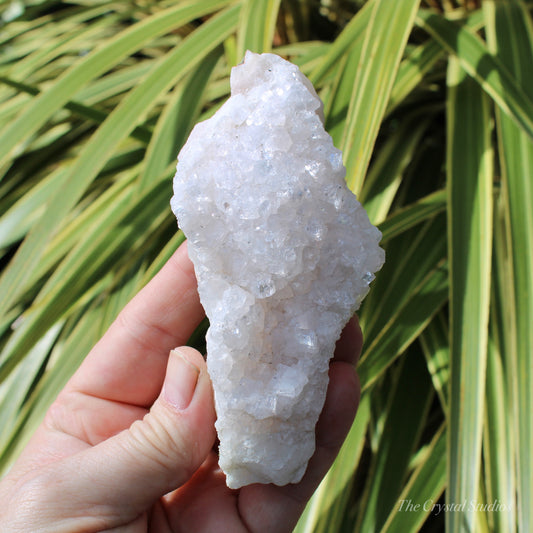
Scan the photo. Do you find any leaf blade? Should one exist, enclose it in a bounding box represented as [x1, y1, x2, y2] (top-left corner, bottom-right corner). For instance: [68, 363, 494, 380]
[445, 56, 493, 533]
[416, 8, 533, 141]
[342, 0, 420, 194]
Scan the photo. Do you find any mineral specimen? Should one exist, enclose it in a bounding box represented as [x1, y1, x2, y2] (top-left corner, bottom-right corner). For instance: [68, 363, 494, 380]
[171, 51, 384, 489]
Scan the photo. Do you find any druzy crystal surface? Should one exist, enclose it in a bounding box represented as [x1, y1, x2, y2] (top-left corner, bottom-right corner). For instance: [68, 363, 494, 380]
[171, 51, 384, 489]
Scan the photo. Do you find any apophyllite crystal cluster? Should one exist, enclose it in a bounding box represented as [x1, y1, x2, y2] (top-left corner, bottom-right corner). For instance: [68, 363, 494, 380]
[171, 51, 384, 489]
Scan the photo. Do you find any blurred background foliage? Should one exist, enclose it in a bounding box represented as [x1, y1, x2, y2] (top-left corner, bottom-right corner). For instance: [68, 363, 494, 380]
[0, 0, 532, 531]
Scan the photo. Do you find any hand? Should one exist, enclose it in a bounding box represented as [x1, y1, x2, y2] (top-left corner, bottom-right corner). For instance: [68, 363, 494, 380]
[0, 242, 362, 533]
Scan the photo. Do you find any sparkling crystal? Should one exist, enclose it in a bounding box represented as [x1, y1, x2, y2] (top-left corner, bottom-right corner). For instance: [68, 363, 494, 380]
[171, 51, 385, 489]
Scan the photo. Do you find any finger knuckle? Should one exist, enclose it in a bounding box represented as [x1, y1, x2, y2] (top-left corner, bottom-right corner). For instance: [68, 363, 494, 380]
[127, 411, 196, 479]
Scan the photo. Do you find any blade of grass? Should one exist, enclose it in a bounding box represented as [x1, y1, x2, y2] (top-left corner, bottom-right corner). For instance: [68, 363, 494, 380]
[138, 47, 221, 192]
[484, 336, 515, 533]
[484, 1, 533, 530]
[446, 56, 492, 533]
[419, 311, 449, 411]
[363, 215, 447, 342]
[0, 268, 144, 473]
[341, 0, 420, 194]
[387, 39, 444, 115]
[416, 8, 533, 141]
[387, 8, 484, 114]
[355, 349, 434, 532]
[381, 424, 447, 533]
[27, 166, 138, 286]
[294, 394, 371, 533]
[75, 62, 154, 106]
[5, 8, 122, 80]
[0, 323, 62, 452]
[361, 116, 430, 225]
[323, 44, 361, 149]
[359, 260, 448, 391]
[307, 0, 373, 86]
[0, 176, 172, 382]
[485, 186, 518, 533]
[0, 76, 152, 143]
[378, 189, 447, 243]
[0, 2, 114, 52]
[236, 0, 281, 57]
[0, 166, 67, 250]
[0, 0, 233, 173]
[140, 230, 186, 287]
[0, 4, 240, 320]
[276, 42, 331, 74]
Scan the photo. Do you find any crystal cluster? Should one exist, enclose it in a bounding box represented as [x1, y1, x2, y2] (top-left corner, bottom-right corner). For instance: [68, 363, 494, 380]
[171, 51, 384, 489]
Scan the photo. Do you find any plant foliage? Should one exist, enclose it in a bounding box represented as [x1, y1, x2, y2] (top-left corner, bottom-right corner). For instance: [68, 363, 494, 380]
[0, 0, 532, 531]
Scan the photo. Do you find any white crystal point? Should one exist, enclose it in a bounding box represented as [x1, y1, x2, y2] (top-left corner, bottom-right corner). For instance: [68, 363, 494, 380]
[171, 51, 384, 489]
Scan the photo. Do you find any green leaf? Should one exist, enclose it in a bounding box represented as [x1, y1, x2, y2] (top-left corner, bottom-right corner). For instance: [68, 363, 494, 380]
[0, 76, 152, 143]
[138, 47, 222, 192]
[2, 4, 531, 531]
[446, 56, 493, 533]
[323, 43, 362, 149]
[378, 189, 447, 244]
[419, 312, 449, 411]
[4, 6, 122, 80]
[484, 335, 516, 533]
[294, 394, 370, 533]
[488, 184, 518, 533]
[387, 39, 444, 115]
[381, 425, 447, 533]
[0, 4, 240, 320]
[0, 166, 67, 250]
[0, 177, 172, 383]
[359, 259, 448, 391]
[75, 61, 154, 106]
[484, 1, 533, 530]
[307, 0, 373, 86]
[27, 167, 136, 286]
[361, 117, 431, 225]
[341, 0, 420, 194]
[0, 0, 234, 173]
[0, 270, 143, 473]
[387, 8, 484, 114]
[355, 350, 434, 533]
[416, 8, 533, 141]
[363, 215, 447, 343]
[236, 0, 281, 57]
[0, 322, 62, 453]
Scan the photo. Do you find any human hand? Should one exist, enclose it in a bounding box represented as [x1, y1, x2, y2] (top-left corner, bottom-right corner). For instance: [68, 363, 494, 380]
[0, 242, 362, 533]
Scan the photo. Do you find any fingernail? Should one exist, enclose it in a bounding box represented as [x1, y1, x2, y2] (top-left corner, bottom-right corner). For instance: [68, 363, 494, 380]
[163, 350, 200, 410]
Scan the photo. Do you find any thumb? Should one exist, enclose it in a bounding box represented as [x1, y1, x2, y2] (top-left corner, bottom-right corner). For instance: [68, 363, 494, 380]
[55, 347, 216, 521]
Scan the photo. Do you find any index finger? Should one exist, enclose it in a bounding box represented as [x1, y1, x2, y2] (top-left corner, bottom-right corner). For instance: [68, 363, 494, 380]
[68, 241, 205, 407]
